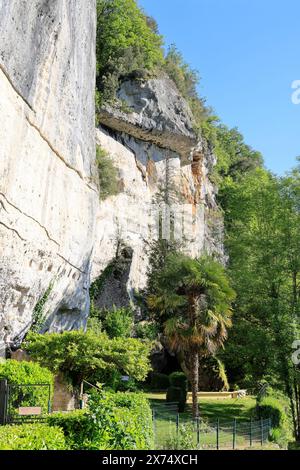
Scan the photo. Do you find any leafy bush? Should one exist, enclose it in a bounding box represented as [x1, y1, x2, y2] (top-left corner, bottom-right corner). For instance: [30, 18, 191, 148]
[256, 395, 293, 446]
[164, 45, 209, 128]
[96, 0, 164, 103]
[24, 331, 151, 388]
[86, 390, 154, 450]
[169, 372, 188, 391]
[257, 397, 285, 429]
[135, 321, 160, 341]
[47, 391, 153, 450]
[166, 386, 186, 412]
[96, 146, 119, 200]
[163, 423, 197, 450]
[150, 373, 170, 390]
[103, 307, 134, 338]
[47, 411, 93, 450]
[0, 424, 65, 450]
[0, 360, 53, 415]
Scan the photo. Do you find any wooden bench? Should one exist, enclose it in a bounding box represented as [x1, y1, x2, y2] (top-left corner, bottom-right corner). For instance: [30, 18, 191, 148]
[187, 390, 247, 400]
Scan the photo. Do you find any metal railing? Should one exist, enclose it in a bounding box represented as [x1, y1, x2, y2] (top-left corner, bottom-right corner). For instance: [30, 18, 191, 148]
[152, 402, 272, 450]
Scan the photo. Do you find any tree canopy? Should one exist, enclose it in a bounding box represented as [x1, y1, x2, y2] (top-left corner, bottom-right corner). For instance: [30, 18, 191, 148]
[24, 331, 151, 387]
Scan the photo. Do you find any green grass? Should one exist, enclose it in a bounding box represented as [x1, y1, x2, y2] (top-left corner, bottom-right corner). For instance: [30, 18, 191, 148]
[198, 397, 257, 423]
[146, 392, 257, 422]
[145, 392, 269, 449]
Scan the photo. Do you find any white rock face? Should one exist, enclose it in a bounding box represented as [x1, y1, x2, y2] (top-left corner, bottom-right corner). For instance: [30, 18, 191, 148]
[92, 125, 223, 308]
[0, 0, 97, 348]
[93, 77, 223, 308]
[0, 2, 223, 345]
[99, 76, 197, 164]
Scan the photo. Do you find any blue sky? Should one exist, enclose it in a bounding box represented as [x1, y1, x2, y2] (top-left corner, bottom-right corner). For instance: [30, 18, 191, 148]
[138, 0, 300, 175]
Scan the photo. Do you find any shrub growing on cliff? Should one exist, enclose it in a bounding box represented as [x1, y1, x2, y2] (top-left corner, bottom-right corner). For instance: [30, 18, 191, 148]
[96, 145, 119, 200]
[24, 331, 151, 388]
[31, 282, 53, 333]
[96, 0, 164, 103]
[164, 44, 209, 127]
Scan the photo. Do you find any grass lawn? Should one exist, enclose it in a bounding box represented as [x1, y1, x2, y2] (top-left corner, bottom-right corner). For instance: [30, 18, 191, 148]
[145, 392, 269, 449]
[145, 392, 257, 423]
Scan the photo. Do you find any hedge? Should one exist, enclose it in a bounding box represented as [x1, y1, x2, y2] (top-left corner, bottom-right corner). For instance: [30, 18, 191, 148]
[0, 424, 66, 450]
[47, 410, 93, 450]
[169, 372, 188, 391]
[256, 395, 293, 446]
[0, 360, 54, 415]
[257, 396, 285, 428]
[87, 390, 154, 450]
[150, 373, 170, 390]
[47, 391, 154, 450]
[166, 386, 186, 412]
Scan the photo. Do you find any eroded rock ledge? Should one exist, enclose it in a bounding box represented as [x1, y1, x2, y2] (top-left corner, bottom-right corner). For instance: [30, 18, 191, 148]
[93, 77, 223, 309]
[99, 76, 198, 164]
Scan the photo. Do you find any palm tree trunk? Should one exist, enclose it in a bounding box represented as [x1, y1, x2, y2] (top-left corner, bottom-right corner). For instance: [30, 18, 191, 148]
[191, 350, 199, 418]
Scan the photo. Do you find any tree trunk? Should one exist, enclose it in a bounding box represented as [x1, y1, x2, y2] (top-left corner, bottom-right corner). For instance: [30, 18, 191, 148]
[191, 351, 199, 419]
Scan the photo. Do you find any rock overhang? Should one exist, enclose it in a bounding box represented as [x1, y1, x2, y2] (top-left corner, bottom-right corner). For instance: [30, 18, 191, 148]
[98, 76, 198, 165]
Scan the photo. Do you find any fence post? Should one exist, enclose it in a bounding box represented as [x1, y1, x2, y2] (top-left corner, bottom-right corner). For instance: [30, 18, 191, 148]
[250, 418, 253, 447]
[196, 417, 200, 448]
[260, 418, 264, 446]
[216, 419, 220, 450]
[176, 413, 180, 448]
[233, 418, 237, 450]
[47, 384, 51, 414]
[79, 381, 84, 410]
[0, 379, 8, 425]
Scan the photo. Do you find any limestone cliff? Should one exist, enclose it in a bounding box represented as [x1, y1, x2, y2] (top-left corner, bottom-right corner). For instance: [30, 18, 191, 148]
[0, 0, 97, 349]
[92, 77, 223, 309]
[0, 2, 223, 350]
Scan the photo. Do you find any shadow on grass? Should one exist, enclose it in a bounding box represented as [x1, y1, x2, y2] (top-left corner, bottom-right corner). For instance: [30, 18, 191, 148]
[198, 399, 257, 423]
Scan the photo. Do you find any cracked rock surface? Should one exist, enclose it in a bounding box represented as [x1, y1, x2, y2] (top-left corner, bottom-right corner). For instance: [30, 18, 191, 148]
[0, 0, 97, 349]
[93, 76, 223, 309]
[99, 76, 198, 164]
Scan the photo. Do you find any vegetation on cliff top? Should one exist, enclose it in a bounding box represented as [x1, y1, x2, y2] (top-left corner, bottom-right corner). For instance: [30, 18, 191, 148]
[96, 0, 164, 103]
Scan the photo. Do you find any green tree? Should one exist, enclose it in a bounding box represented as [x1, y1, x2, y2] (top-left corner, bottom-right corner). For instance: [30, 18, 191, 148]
[219, 164, 300, 440]
[96, 0, 164, 103]
[24, 331, 151, 389]
[147, 253, 235, 417]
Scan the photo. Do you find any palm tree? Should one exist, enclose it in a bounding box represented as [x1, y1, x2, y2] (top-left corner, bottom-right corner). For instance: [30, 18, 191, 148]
[148, 253, 235, 418]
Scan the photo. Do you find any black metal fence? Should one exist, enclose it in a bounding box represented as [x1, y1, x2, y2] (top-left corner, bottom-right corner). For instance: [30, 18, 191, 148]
[0, 379, 51, 425]
[152, 402, 272, 450]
